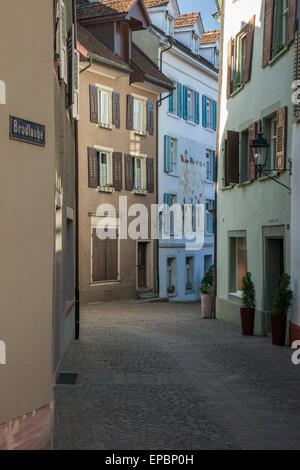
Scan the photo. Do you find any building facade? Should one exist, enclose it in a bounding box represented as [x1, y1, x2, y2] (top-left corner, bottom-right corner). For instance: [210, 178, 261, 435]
[76, 0, 173, 303]
[216, 0, 295, 335]
[134, 0, 219, 301]
[0, 0, 56, 450]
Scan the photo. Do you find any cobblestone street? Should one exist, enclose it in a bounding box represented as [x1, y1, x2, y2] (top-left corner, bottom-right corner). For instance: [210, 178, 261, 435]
[54, 301, 300, 450]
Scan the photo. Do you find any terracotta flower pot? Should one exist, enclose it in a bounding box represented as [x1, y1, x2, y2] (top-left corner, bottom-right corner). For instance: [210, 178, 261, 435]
[201, 293, 213, 319]
[271, 314, 286, 346]
[240, 308, 255, 336]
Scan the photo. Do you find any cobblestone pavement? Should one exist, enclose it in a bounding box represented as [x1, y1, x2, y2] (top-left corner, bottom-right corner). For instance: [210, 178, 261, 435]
[54, 301, 300, 450]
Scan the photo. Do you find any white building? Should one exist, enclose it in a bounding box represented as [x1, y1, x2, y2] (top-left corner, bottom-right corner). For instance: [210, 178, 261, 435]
[134, 0, 219, 301]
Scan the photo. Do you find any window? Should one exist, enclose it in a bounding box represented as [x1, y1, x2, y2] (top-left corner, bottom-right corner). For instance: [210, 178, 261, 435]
[97, 85, 113, 128]
[206, 150, 214, 181]
[133, 97, 146, 134]
[263, 115, 277, 171]
[206, 98, 215, 130]
[99, 152, 110, 186]
[192, 35, 199, 54]
[272, 0, 288, 58]
[167, 258, 176, 294]
[170, 138, 178, 173]
[166, 15, 174, 37]
[230, 236, 247, 294]
[134, 156, 147, 190]
[204, 255, 213, 274]
[214, 50, 219, 69]
[170, 82, 178, 115]
[170, 194, 177, 234]
[186, 257, 194, 290]
[233, 29, 248, 88]
[205, 200, 215, 234]
[188, 89, 195, 122]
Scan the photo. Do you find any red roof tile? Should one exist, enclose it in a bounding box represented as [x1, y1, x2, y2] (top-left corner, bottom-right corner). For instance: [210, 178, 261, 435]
[199, 30, 220, 45]
[174, 12, 200, 28]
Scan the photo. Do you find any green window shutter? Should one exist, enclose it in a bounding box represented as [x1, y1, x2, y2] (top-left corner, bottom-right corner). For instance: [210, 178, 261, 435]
[213, 100, 217, 131]
[195, 92, 200, 124]
[177, 83, 183, 117]
[164, 135, 172, 172]
[169, 92, 174, 114]
[212, 150, 216, 181]
[202, 95, 207, 128]
[183, 86, 188, 120]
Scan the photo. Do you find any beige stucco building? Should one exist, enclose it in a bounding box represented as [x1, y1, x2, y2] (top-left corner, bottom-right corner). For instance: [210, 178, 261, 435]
[0, 0, 78, 449]
[76, 0, 173, 303]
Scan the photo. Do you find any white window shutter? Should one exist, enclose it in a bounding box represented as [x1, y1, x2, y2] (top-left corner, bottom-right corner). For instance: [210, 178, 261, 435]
[72, 49, 80, 119]
[58, 0, 68, 84]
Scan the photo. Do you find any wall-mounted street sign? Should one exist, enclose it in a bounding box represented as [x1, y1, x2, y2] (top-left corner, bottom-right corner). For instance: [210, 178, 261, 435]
[9, 116, 45, 147]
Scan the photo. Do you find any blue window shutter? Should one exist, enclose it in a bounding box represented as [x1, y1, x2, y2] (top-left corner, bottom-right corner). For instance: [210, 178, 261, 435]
[202, 95, 207, 128]
[212, 150, 216, 181]
[164, 193, 171, 206]
[177, 83, 183, 117]
[164, 135, 172, 172]
[169, 92, 174, 114]
[195, 92, 200, 124]
[183, 86, 188, 120]
[213, 100, 217, 131]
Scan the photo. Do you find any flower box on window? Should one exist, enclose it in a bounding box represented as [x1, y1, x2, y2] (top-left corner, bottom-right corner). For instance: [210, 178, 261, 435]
[97, 184, 115, 193]
[167, 286, 175, 294]
[186, 284, 193, 291]
[133, 186, 148, 195]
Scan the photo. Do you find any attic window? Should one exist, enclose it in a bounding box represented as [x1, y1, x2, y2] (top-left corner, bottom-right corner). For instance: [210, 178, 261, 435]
[192, 35, 199, 54]
[166, 15, 174, 37]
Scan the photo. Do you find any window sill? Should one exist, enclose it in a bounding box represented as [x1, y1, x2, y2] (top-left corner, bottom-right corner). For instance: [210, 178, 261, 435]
[185, 289, 195, 295]
[258, 171, 280, 182]
[167, 291, 177, 297]
[269, 46, 289, 66]
[168, 112, 180, 120]
[205, 179, 214, 184]
[230, 84, 244, 98]
[166, 171, 179, 178]
[97, 186, 115, 193]
[229, 291, 243, 301]
[133, 130, 148, 137]
[186, 120, 197, 126]
[90, 279, 121, 286]
[99, 122, 115, 130]
[238, 180, 252, 187]
[204, 127, 216, 133]
[221, 184, 235, 191]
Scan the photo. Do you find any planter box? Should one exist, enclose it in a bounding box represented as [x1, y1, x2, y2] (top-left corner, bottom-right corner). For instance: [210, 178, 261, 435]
[133, 188, 148, 195]
[201, 293, 213, 319]
[271, 314, 286, 346]
[240, 308, 255, 336]
[97, 186, 114, 193]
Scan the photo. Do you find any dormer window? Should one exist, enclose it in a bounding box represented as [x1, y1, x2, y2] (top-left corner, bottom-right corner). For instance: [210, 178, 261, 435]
[166, 15, 174, 37]
[192, 35, 199, 54]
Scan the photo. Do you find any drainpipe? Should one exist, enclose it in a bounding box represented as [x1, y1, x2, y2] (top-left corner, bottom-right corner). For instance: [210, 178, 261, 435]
[213, 0, 224, 318]
[156, 38, 173, 295]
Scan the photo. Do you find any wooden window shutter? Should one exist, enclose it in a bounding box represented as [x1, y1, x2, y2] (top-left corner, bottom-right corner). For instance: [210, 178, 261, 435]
[247, 121, 261, 181]
[276, 106, 287, 171]
[146, 101, 155, 136]
[89, 85, 98, 123]
[58, 0, 67, 83]
[146, 158, 154, 193]
[92, 229, 106, 282]
[126, 94, 134, 130]
[88, 147, 98, 188]
[72, 49, 80, 120]
[227, 38, 233, 99]
[288, 0, 298, 45]
[112, 92, 120, 128]
[113, 152, 123, 191]
[262, 0, 274, 68]
[67, 25, 75, 107]
[227, 130, 239, 184]
[243, 15, 256, 83]
[125, 154, 134, 191]
[105, 237, 118, 281]
[177, 83, 183, 117]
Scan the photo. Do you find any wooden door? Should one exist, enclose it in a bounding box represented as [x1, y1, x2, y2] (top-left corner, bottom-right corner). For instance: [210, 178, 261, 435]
[138, 242, 147, 288]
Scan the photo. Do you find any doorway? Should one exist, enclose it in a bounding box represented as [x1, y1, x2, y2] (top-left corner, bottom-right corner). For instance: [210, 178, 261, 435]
[138, 242, 147, 289]
[265, 238, 284, 331]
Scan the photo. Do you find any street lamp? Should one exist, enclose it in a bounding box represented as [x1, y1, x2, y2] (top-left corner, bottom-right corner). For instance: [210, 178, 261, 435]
[250, 132, 270, 178]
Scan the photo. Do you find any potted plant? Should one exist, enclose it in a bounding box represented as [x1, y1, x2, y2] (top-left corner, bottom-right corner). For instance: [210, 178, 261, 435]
[199, 266, 214, 319]
[240, 272, 256, 336]
[186, 283, 193, 291]
[271, 273, 293, 346]
[167, 286, 175, 294]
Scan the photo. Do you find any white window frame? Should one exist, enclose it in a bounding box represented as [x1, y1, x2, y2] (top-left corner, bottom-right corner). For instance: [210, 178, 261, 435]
[206, 98, 214, 130]
[192, 35, 199, 54]
[132, 153, 147, 190]
[166, 15, 174, 37]
[170, 81, 178, 115]
[94, 145, 113, 187]
[205, 199, 214, 235]
[96, 84, 113, 129]
[188, 88, 195, 122]
[72, 49, 80, 120]
[133, 94, 147, 135]
[170, 138, 178, 174]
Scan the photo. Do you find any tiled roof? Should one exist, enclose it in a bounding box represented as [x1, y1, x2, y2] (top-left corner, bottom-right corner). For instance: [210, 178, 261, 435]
[77, 24, 130, 69]
[143, 0, 169, 7]
[174, 12, 200, 28]
[199, 30, 220, 45]
[77, 0, 137, 21]
[132, 44, 173, 88]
